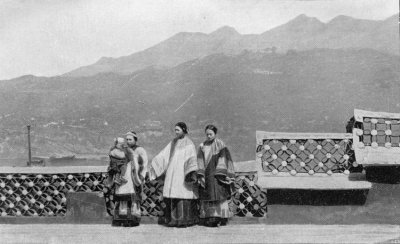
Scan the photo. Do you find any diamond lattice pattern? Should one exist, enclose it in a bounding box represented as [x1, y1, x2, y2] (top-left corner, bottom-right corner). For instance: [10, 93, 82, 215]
[257, 138, 355, 175]
[359, 117, 400, 148]
[0, 172, 267, 218]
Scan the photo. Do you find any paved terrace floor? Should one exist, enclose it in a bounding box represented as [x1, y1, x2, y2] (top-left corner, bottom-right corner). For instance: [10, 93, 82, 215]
[1, 224, 400, 244]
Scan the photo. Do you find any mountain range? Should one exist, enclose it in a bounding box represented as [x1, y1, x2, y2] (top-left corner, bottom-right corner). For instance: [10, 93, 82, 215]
[1, 48, 399, 163]
[0, 13, 399, 165]
[64, 14, 399, 77]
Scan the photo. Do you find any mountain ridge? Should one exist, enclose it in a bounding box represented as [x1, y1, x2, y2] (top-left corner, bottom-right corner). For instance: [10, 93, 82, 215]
[61, 13, 399, 78]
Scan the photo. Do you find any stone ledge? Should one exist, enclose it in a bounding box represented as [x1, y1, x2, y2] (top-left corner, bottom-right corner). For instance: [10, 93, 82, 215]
[256, 131, 352, 144]
[0, 162, 256, 174]
[0, 215, 265, 225]
[354, 108, 400, 122]
[354, 146, 400, 165]
[0, 166, 107, 174]
[257, 173, 372, 190]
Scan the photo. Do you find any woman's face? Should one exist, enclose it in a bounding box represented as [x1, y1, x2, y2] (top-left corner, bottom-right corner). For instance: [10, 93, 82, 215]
[205, 129, 216, 141]
[126, 135, 136, 147]
[175, 126, 184, 138]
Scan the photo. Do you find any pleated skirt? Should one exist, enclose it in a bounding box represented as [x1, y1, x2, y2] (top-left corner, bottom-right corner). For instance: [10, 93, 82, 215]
[199, 199, 232, 227]
[160, 198, 199, 227]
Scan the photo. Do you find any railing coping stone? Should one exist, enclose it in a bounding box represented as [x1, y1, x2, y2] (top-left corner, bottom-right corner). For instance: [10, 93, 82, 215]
[0, 161, 258, 174]
[256, 131, 352, 144]
[0, 166, 108, 174]
[354, 109, 400, 122]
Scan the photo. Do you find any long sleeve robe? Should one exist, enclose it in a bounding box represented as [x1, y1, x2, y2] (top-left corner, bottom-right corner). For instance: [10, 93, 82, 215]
[150, 136, 198, 199]
[197, 138, 235, 201]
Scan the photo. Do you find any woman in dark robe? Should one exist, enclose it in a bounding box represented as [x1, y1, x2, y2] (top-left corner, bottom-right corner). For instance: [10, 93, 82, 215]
[149, 122, 199, 227]
[197, 125, 235, 227]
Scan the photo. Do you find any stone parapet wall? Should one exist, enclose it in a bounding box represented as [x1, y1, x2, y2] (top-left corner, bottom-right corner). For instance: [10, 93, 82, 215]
[256, 132, 362, 176]
[0, 166, 267, 218]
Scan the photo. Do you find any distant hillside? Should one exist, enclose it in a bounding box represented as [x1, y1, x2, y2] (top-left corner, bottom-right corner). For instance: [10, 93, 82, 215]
[0, 48, 399, 163]
[64, 14, 399, 77]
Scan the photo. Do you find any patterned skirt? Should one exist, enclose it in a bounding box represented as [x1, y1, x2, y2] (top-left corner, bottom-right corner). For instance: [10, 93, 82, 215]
[112, 194, 141, 227]
[160, 198, 199, 227]
[199, 199, 232, 227]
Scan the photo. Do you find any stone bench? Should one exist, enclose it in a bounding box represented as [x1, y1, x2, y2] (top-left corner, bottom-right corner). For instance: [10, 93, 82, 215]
[253, 131, 372, 190]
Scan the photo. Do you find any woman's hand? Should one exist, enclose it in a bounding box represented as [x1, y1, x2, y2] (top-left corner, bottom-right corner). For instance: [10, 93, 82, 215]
[147, 166, 158, 181]
[198, 175, 205, 188]
[216, 175, 233, 185]
[184, 171, 198, 184]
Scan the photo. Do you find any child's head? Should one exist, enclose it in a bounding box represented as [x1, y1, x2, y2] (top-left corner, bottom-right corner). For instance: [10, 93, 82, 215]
[114, 137, 125, 149]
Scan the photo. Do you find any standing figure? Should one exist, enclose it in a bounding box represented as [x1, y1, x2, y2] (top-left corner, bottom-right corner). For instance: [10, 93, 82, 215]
[126, 131, 148, 186]
[107, 137, 143, 227]
[149, 122, 199, 227]
[197, 125, 235, 227]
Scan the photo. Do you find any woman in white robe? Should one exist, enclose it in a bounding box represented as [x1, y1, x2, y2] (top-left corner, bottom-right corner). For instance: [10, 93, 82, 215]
[149, 122, 199, 227]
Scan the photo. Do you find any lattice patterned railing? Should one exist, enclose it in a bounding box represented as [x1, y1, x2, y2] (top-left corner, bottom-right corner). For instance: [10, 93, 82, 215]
[230, 173, 267, 217]
[357, 117, 400, 147]
[0, 170, 107, 217]
[256, 131, 361, 176]
[353, 109, 400, 165]
[0, 166, 267, 217]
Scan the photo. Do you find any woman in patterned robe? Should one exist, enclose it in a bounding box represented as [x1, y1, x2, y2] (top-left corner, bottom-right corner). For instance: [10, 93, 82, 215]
[149, 122, 199, 227]
[197, 125, 235, 227]
[107, 137, 145, 227]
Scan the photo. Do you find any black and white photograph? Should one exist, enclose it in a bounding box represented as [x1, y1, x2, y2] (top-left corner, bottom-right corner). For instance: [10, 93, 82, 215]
[0, 0, 399, 243]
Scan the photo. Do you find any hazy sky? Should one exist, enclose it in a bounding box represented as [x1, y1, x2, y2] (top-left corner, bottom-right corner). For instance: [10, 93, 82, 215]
[0, 0, 398, 80]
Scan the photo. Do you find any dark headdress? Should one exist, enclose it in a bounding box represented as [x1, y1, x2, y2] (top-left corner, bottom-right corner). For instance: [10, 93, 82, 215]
[175, 122, 188, 134]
